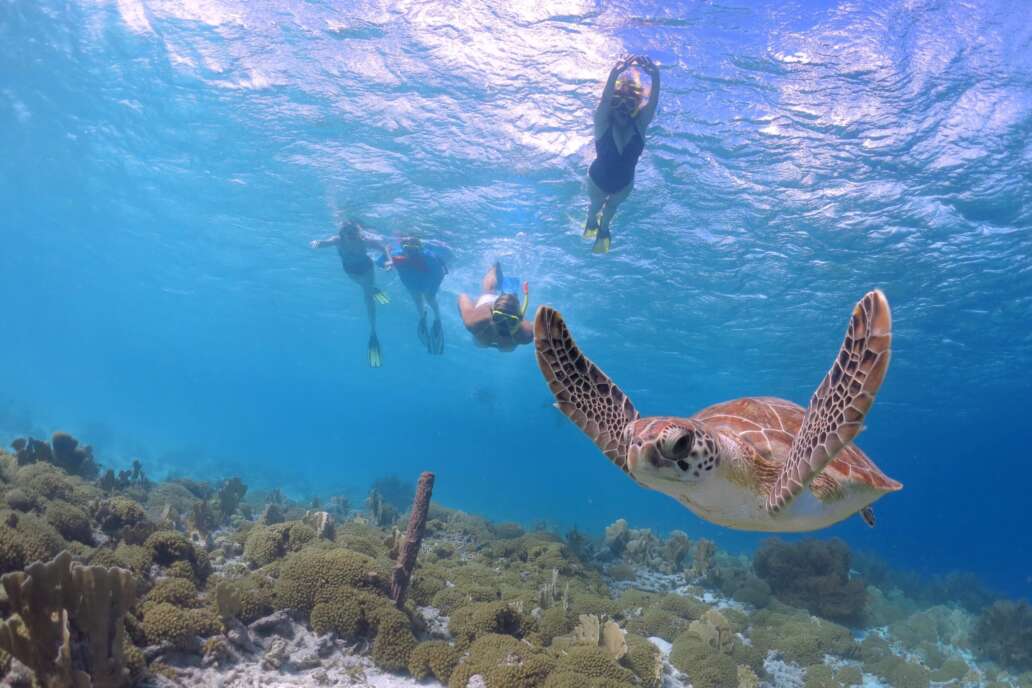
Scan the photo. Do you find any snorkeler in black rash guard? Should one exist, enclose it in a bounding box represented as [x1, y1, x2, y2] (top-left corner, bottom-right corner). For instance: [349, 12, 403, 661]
[584, 55, 661, 254]
[310, 219, 390, 368]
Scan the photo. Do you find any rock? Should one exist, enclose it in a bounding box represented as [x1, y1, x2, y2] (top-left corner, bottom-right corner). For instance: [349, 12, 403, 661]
[250, 610, 294, 637]
[262, 637, 289, 670]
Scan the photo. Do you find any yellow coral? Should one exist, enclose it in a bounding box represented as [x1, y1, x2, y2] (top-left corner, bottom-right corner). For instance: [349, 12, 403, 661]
[409, 640, 460, 683]
[275, 547, 389, 611]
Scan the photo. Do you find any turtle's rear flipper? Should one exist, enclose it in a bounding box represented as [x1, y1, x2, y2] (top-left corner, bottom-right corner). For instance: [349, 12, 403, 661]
[767, 290, 892, 514]
[859, 506, 876, 528]
[534, 306, 640, 471]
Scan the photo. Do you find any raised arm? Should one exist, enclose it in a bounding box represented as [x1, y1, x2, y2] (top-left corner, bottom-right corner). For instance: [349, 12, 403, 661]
[636, 56, 661, 130]
[310, 235, 341, 249]
[595, 57, 632, 132]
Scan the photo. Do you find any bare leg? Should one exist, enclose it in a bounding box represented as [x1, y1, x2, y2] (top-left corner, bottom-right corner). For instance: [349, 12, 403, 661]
[349, 269, 382, 367]
[410, 289, 430, 348]
[481, 263, 501, 293]
[591, 182, 633, 254]
[362, 288, 377, 334]
[427, 292, 444, 355]
[584, 176, 608, 236]
[598, 180, 633, 235]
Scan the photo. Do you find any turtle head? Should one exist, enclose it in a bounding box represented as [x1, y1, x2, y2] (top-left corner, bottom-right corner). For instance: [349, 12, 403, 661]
[625, 418, 721, 489]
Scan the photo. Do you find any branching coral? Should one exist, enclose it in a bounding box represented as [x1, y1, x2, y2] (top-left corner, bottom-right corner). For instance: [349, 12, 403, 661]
[0, 511, 67, 574]
[242, 521, 315, 567]
[449, 601, 527, 647]
[972, 599, 1032, 672]
[275, 547, 390, 611]
[139, 601, 222, 648]
[45, 502, 93, 545]
[0, 550, 135, 687]
[448, 633, 556, 688]
[753, 538, 866, 625]
[409, 640, 461, 683]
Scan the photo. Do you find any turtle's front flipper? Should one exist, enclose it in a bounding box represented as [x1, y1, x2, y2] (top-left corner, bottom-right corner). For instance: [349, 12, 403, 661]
[767, 290, 892, 514]
[534, 307, 640, 472]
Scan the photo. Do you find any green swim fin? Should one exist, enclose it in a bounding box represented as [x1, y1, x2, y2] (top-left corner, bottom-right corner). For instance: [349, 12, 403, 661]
[368, 333, 382, 368]
[429, 318, 444, 355]
[592, 233, 611, 254]
[372, 289, 390, 305]
[584, 209, 602, 239]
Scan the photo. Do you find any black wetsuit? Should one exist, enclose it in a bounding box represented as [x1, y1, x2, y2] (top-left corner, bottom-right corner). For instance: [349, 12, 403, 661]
[588, 123, 645, 194]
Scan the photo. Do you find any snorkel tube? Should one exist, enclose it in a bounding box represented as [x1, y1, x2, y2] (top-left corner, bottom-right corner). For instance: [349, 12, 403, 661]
[491, 282, 530, 336]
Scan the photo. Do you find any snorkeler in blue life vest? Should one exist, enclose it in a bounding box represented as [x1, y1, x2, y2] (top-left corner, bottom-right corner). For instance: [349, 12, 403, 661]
[584, 55, 661, 254]
[380, 237, 452, 355]
[310, 219, 391, 368]
[457, 262, 532, 352]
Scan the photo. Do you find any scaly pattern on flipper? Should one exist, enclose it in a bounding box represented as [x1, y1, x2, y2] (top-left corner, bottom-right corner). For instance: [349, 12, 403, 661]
[534, 306, 639, 471]
[767, 290, 892, 513]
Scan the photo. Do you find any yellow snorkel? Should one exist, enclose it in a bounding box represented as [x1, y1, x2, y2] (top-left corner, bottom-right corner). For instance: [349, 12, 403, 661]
[491, 282, 530, 336]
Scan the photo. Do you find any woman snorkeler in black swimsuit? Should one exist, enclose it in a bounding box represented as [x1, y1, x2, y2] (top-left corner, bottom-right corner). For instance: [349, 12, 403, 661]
[585, 56, 661, 254]
[310, 219, 391, 368]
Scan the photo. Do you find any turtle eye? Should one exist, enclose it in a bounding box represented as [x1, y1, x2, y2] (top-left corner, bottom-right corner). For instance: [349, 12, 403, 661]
[659, 427, 694, 459]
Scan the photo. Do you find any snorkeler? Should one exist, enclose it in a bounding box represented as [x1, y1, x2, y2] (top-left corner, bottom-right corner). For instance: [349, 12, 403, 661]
[381, 237, 451, 355]
[310, 219, 390, 368]
[584, 55, 661, 254]
[457, 262, 533, 352]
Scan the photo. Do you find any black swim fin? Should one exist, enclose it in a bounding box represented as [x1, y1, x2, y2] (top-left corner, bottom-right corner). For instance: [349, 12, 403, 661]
[368, 333, 382, 368]
[417, 313, 429, 349]
[429, 318, 444, 355]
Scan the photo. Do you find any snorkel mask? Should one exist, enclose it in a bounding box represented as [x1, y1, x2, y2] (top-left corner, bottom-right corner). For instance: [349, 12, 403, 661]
[613, 72, 644, 118]
[491, 282, 530, 336]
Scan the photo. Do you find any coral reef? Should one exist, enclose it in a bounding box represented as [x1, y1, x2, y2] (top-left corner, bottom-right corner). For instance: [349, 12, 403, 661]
[0, 438, 1015, 688]
[754, 538, 866, 625]
[0, 550, 135, 687]
[972, 599, 1032, 672]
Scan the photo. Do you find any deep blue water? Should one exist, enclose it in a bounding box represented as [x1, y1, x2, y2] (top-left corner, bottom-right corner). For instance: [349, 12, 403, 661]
[1, 0, 1030, 597]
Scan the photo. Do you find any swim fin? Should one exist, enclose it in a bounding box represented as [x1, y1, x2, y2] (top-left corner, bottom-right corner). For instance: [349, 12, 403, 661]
[592, 232, 611, 254]
[429, 318, 444, 355]
[583, 210, 602, 239]
[368, 333, 382, 368]
[417, 313, 430, 349]
[372, 289, 390, 305]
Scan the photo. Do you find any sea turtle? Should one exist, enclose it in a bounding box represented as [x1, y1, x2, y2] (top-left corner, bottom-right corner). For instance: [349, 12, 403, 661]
[534, 291, 901, 532]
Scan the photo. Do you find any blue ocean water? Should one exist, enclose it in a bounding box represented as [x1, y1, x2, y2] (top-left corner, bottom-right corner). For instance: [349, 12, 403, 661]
[1, 0, 1029, 600]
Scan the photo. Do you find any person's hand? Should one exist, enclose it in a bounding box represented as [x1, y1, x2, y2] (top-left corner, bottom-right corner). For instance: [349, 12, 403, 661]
[612, 56, 633, 74]
[309, 240, 320, 249]
[638, 56, 659, 75]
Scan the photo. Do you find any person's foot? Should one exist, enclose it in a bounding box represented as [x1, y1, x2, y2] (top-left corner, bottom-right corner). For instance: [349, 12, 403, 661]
[417, 312, 429, 349]
[584, 210, 603, 239]
[429, 319, 444, 355]
[367, 333, 383, 368]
